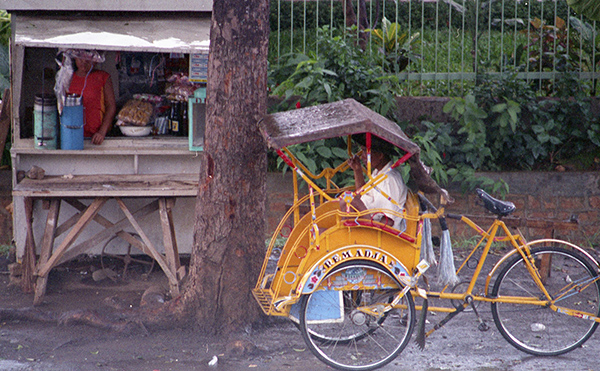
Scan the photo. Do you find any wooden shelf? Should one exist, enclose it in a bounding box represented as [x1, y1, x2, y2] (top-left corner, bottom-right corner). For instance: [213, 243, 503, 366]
[13, 173, 199, 198]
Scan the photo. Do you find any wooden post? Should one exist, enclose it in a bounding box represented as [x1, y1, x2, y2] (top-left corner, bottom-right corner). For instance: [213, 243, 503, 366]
[21, 197, 37, 293]
[538, 229, 555, 284]
[0, 89, 10, 165]
[36, 197, 107, 278]
[159, 197, 182, 284]
[115, 198, 179, 295]
[33, 199, 61, 305]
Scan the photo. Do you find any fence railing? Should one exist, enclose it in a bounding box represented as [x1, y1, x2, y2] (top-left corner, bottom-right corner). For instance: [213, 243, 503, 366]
[269, 0, 600, 96]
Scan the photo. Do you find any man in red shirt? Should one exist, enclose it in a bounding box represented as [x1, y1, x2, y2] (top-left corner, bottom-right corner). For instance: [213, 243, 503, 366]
[67, 50, 116, 145]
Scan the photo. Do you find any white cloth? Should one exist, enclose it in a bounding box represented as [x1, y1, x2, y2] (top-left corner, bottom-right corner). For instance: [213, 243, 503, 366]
[361, 161, 408, 231]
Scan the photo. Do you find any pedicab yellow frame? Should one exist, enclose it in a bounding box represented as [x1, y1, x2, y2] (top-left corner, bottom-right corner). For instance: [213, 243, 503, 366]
[252, 99, 448, 317]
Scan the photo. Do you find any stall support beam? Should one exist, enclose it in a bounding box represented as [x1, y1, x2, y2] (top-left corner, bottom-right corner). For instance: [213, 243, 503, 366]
[33, 199, 60, 305]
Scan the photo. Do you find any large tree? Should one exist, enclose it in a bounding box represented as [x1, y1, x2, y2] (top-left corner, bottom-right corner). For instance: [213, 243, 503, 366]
[179, 0, 270, 333]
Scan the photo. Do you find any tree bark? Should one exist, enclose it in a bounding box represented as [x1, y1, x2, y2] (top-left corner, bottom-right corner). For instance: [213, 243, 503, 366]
[180, 0, 270, 334]
[344, 0, 370, 50]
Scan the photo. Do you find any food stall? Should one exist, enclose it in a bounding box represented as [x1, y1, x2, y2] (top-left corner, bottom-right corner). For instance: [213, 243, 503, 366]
[4, 2, 212, 303]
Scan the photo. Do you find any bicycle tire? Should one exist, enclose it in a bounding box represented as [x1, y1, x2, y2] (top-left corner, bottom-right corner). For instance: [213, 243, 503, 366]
[301, 289, 396, 344]
[491, 246, 600, 356]
[299, 261, 415, 371]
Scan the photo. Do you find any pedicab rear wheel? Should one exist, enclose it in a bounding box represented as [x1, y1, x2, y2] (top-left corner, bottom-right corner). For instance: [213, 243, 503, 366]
[299, 261, 415, 371]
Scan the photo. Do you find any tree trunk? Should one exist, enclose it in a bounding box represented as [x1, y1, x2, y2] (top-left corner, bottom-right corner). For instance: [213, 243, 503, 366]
[344, 0, 358, 29]
[180, 0, 270, 334]
[344, 0, 370, 50]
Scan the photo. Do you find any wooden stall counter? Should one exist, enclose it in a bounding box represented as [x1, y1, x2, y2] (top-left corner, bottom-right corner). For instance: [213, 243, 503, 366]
[13, 173, 199, 305]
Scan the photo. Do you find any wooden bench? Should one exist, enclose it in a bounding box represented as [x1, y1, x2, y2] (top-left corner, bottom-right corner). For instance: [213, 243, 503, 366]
[13, 173, 198, 305]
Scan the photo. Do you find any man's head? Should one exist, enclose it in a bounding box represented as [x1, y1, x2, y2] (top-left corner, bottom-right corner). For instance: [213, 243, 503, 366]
[74, 57, 94, 74]
[353, 134, 395, 169]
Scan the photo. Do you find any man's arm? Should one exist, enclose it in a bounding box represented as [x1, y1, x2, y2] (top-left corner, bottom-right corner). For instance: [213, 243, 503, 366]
[92, 76, 116, 145]
[348, 154, 365, 190]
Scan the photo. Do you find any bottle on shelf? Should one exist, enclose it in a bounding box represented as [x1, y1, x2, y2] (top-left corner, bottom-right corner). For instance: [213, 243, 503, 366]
[180, 102, 188, 137]
[169, 101, 181, 136]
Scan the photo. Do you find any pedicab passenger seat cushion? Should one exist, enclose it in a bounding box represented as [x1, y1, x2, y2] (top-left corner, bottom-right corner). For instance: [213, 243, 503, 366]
[342, 219, 416, 243]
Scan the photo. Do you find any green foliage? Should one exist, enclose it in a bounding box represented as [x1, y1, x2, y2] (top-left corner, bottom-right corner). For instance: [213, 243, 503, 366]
[366, 18, 420, 73]
[0, 11, 10, 46]
[567, 0, 600, 21]
[269, 27, 510, 195]
[517, 17, 585, 79]
[275, 138, 354, 189]
[0, 11, 9, 96]
[406, 120, 509, 196]
[409, 122, 449, 186]
[269, 0, 346, 33]
[447, 165, 509, 196]
[269, 26, 399, 117]
[0, 244, 11, 258]
[442, 71, 600, 171]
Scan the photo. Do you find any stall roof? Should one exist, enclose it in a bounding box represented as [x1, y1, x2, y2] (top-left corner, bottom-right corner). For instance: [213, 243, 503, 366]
[259, 98, 420, 155]
[13, 14, 211, 53]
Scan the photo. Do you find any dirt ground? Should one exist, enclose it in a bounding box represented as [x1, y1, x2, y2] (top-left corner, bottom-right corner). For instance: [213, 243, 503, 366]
[1, 252, 600, 371]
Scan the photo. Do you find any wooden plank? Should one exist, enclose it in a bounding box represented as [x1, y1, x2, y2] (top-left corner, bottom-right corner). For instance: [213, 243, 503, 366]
[33, 199, 61, 305]
[0, 89, 10, 165]
[21, 197, 37, 292]
[159, 197, 181, 286]
[54, 202, 85, 237]
[115, 198, 178, 291]
[13, 173, 199, 198]
[56, 199, 160, 266]
[36, 198, 107, 277]
[539, 253, 552, 284]
[62, 198, 149, 251]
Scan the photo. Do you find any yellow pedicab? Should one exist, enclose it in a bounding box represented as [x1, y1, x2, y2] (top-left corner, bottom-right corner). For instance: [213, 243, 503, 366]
[252, 99, 450, 371]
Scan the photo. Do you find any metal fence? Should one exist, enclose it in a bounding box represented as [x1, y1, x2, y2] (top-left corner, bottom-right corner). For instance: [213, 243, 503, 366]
[269, 0, 600, 96]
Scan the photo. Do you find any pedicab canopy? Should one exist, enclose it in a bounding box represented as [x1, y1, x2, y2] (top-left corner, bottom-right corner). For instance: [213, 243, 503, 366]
[259, 98, 451, 201]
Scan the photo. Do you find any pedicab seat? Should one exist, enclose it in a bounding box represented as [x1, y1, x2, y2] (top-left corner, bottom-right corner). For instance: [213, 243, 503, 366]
[341, 219, 416, 243]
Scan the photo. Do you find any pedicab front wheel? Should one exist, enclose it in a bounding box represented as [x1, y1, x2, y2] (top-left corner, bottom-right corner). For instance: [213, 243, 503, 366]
[299, 261, 415, 371]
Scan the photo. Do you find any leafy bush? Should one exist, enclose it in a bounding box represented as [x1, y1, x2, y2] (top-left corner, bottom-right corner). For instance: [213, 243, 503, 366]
[0, 11, 9, 97]
[269, 26, 508, 195]
[442, 71, 600, 171]
[269, 26, 400, 117]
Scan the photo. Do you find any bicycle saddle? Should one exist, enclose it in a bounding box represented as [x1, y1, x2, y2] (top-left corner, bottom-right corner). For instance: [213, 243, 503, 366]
[476, 188, 516, 217]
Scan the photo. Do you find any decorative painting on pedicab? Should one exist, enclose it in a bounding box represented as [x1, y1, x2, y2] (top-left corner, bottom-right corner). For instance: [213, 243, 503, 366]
[325, 267, 397, 290]
[299, 246, 410, 294]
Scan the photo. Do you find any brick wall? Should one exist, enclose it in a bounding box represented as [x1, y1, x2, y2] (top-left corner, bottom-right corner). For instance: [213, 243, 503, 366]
[443, 172, 600, 246]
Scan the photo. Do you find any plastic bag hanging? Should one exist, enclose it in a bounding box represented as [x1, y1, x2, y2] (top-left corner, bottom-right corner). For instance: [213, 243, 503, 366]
[419, 218, 437, 266]
[54, 52, 73, 115]
[438, 218, 459, 286]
